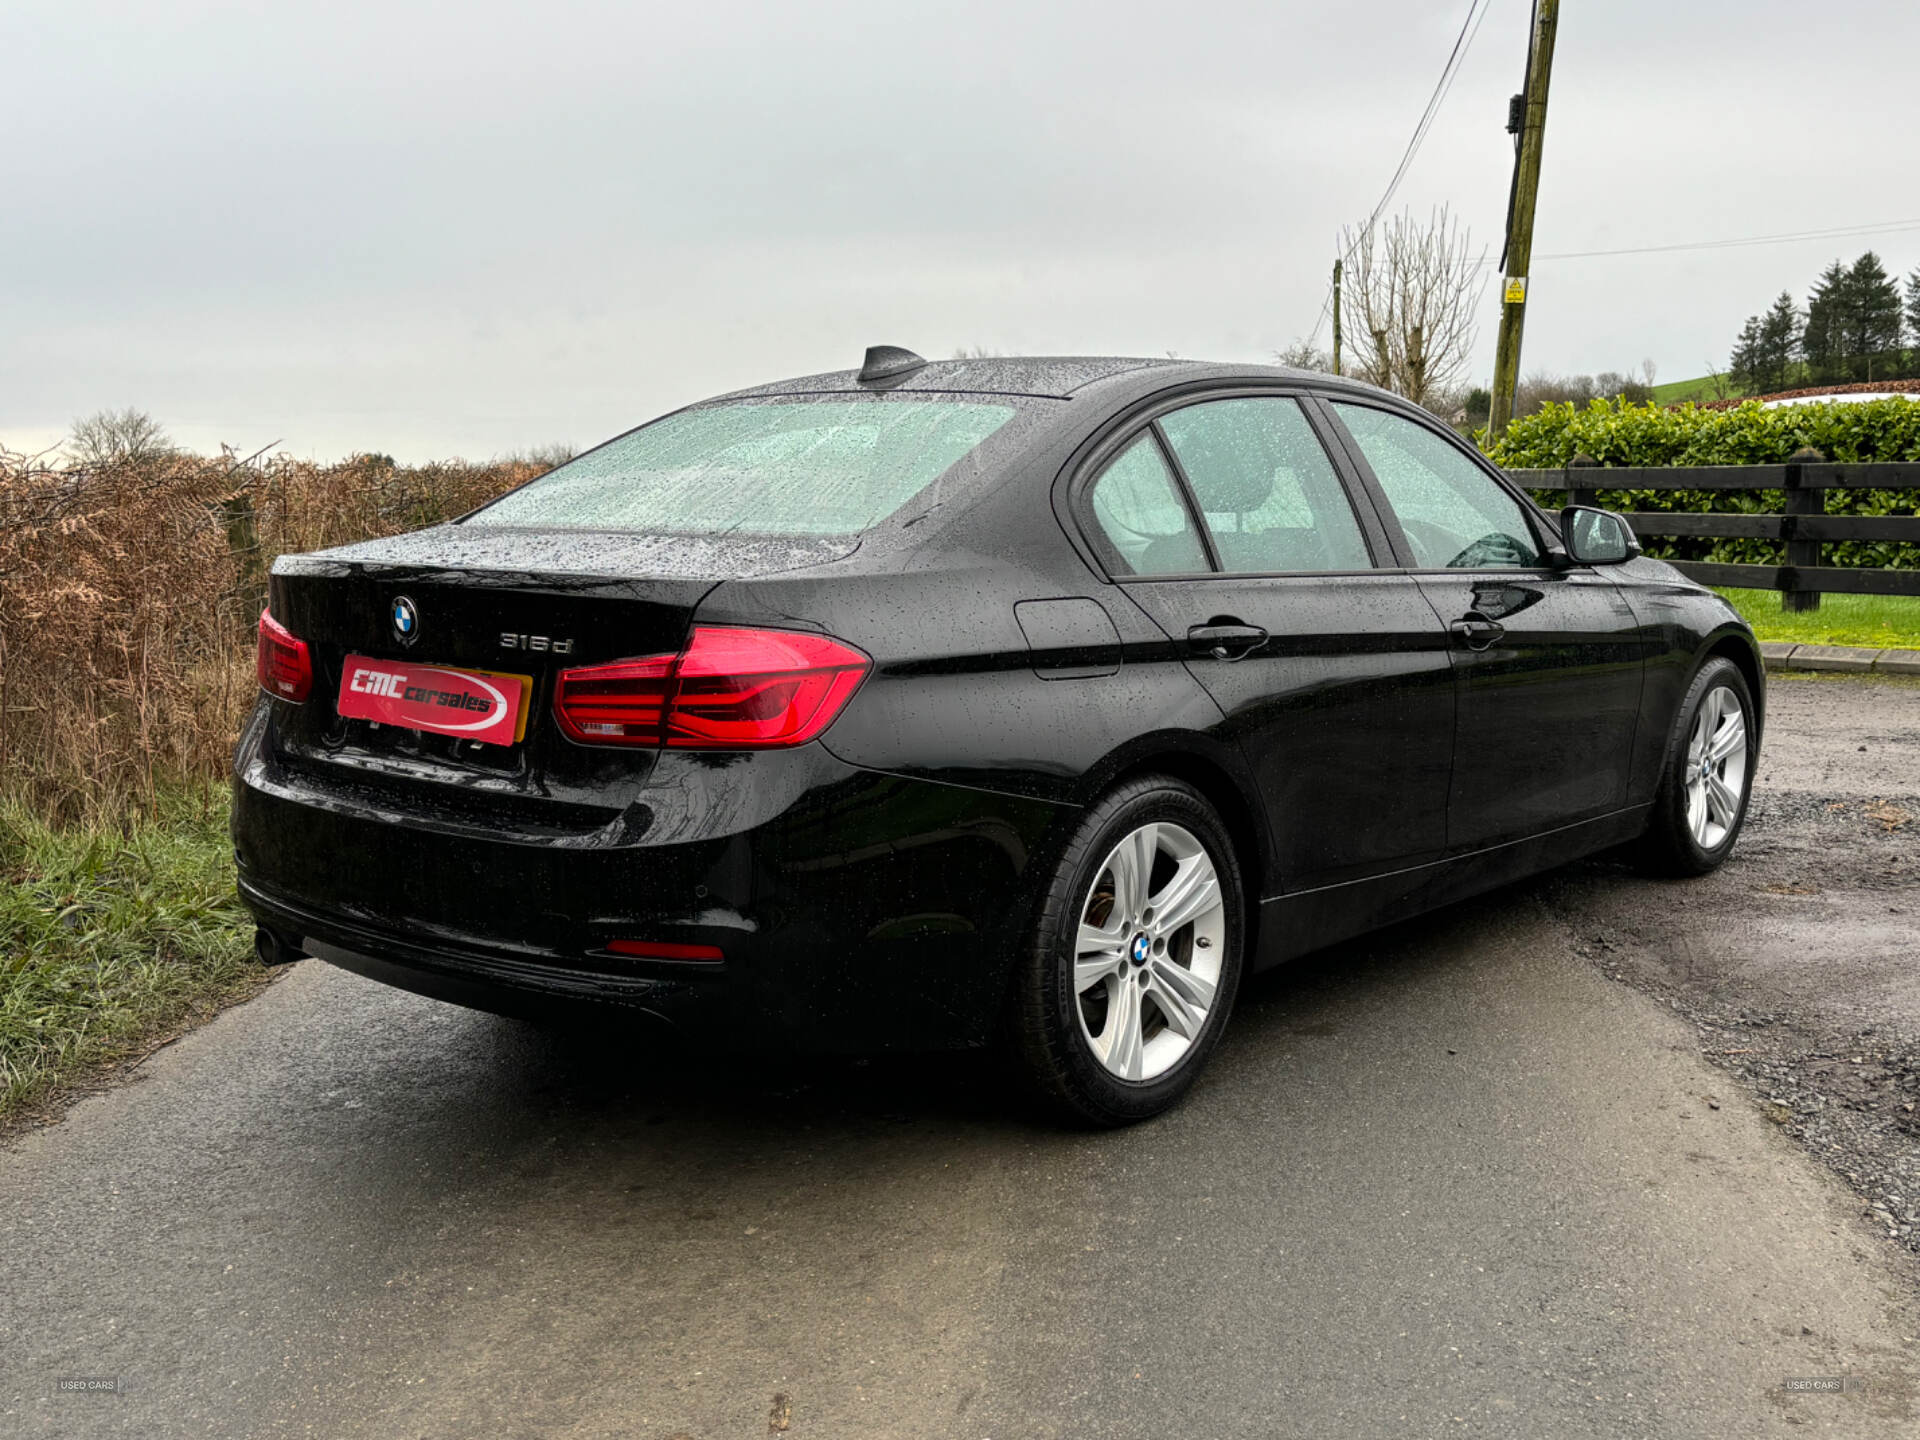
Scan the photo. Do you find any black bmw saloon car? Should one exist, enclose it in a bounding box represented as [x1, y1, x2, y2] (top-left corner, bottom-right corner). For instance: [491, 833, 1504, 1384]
[235, 349, 1762, 1124]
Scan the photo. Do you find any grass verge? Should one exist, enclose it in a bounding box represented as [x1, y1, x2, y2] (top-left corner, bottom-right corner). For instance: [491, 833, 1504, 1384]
[0, 788, 267, 1127]
[1713, 588, 1920, 650]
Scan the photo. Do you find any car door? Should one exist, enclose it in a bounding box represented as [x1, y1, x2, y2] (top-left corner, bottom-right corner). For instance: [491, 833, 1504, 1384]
[1076, 391, 1456, 892]
[1322, 398, 1646, 852]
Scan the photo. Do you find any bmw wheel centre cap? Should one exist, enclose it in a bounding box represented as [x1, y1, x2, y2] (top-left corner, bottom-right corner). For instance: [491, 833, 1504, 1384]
[391, 595, 420, 647]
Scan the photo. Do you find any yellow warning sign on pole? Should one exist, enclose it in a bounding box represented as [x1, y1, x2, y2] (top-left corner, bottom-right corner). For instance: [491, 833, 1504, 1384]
[1504, 276, 1528, 305]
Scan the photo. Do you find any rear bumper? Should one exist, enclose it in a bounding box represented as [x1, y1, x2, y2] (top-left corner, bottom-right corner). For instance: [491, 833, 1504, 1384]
[241, 875, 726, 1028]
[232, 715, 1072, 1050]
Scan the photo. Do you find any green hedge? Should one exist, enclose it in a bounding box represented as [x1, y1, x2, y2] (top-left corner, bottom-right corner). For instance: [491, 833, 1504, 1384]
[1485, 398, 1920, 568]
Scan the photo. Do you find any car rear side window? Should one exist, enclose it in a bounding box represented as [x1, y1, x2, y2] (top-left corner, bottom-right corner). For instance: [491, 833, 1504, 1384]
[1088, 435, 1210, 576]
[468, 398, 1018, 536]
[1332, 402, 1542, 569]
[1157, 398, 1372, 573]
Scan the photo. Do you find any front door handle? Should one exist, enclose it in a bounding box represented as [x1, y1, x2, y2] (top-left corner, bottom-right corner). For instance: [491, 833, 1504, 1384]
[1449, 615, 1506, 651]
[1187, 622, 1268, 661]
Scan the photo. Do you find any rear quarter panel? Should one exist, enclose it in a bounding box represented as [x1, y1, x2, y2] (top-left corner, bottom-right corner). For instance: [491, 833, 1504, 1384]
[692, 561, 1232, 808]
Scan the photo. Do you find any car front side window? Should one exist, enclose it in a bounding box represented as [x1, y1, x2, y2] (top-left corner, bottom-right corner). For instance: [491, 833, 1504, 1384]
[1331, 402, 1542, 569]
[1087, 433, 1210, 576]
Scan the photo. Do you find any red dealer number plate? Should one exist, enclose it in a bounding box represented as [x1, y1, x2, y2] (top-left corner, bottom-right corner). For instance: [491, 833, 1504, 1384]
[337, 656, 533, 746]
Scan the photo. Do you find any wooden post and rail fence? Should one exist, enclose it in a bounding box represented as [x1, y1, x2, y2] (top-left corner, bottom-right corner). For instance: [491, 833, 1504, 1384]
[1505, 449, 1920, 611]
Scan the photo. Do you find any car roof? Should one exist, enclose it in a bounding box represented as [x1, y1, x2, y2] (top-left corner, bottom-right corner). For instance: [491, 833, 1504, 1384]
[709, 354, 1397, 404]
[1760, 389, 1920, 409]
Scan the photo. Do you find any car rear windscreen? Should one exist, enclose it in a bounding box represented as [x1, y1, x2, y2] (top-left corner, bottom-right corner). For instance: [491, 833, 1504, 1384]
[466, 397, 1019, 536]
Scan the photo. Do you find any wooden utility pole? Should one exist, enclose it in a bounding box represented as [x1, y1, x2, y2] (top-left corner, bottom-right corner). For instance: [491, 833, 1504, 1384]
[1487, 0, 1559, 439]
[1331, 258, 1344, 375]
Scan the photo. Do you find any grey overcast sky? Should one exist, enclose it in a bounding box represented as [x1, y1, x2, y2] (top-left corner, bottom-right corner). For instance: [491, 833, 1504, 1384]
[4, 0, 1918, 460]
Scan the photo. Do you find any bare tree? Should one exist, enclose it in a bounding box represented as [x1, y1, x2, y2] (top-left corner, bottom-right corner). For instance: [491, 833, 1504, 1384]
[1274, 337, 1333, 372]
[494, 443, 577, 470]
[1341, 207, 1486, 408]
[68, 408, 173, 466]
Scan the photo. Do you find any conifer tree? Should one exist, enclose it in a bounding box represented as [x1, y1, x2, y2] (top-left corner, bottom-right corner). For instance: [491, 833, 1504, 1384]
[1845, 251, 1903, 380]
[1728, 315, 1765, 394]
[1753, 292, 1799, 393]
[1802, 259, 1850, 384]
[1905, 268, 1920, 377]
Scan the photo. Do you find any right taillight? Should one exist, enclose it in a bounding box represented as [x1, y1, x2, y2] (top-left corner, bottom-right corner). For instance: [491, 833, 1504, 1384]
[553, 626, 869, 750]
[256, 608, 312, 703]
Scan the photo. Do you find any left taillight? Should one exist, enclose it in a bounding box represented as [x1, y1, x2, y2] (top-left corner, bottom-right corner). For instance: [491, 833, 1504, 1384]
[553, 626, 869, 750]
[256, 608, 312, 703]
[551, 654, 676, 746]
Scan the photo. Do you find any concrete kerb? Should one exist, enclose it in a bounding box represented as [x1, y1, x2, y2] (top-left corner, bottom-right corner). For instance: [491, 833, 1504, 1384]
[1757, 641, 1920, 675]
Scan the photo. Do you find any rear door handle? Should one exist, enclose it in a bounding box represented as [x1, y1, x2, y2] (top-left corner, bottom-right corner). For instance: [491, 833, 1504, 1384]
[1449, 616, 1505, 651]
[1186, 622, 1268, 661]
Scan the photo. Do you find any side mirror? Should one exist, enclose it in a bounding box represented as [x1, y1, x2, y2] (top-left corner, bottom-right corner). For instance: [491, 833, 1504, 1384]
[1560, 505, 1640, 566]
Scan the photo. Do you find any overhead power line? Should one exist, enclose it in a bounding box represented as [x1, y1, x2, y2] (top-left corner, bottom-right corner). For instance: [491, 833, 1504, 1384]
[1306, 0, 1492, 347]
[1464, 217, 1920, 271]
[1361, 0, 1494, 238]
[1534, 218, 1920, 262]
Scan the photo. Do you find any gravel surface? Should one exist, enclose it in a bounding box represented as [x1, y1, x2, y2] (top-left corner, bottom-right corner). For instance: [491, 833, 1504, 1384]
[1546, 672, 1920, 1255]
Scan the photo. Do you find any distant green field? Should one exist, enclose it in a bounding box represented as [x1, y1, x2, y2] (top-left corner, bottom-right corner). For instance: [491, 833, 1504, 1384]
[1651, 373, 1743, 405]
[1649, 362, 1827, 406]
[1714, 587, 1920, 650]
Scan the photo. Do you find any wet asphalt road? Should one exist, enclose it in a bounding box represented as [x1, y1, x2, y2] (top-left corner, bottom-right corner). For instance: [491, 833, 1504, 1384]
[6, 680, 1920, 1438]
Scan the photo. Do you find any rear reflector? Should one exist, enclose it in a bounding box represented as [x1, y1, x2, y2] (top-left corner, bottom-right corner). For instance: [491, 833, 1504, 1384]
[605, 939, 724, 962]
[554, 626, 869, 750]
[257, 609, 313, 703]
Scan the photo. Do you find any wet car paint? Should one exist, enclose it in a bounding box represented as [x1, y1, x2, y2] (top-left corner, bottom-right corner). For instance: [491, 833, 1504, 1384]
[232, 357, 1763, 1051]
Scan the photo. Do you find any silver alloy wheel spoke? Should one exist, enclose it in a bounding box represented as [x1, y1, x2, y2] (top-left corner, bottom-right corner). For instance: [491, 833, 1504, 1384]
[1074, 819, 1228, 1083]
[1075, 954, 1125, 994]
[1152, 956, 1216, 1010]
[1707, 713, 1746, 764]
[1074, 921, 1127, 993]
[1101, 975, 1144, 1080]
[1112, 823, 1156, 917]
[1684, 685, 1748, 849]
[1146, 960, 1211, 1039]
[1150, 855, 1219, 936]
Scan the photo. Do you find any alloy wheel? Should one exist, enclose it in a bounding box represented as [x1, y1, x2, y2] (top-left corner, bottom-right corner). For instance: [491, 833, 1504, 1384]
[1073, 821, 1227, 1082]
[1685, 685, 1748, 849]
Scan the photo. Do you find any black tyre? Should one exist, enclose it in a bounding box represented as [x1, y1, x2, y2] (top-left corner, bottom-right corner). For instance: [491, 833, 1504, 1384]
[1010, 776, 1246, 1126]
[1629, 656, 1757, 877]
